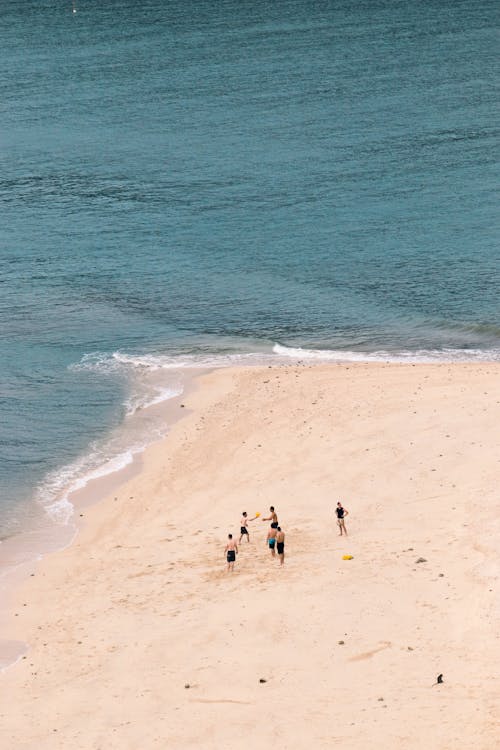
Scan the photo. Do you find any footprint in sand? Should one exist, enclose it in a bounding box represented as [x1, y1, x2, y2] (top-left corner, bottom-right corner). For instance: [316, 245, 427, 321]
[349, 641, 392, 661]
[190, 698, 250, 705]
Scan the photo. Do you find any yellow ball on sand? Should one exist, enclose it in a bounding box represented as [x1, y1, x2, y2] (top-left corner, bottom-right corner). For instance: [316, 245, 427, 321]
[255, 512, 260, 517]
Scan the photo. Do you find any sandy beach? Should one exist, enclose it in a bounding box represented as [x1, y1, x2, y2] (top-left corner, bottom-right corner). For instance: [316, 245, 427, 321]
[1, 362, 499, 749]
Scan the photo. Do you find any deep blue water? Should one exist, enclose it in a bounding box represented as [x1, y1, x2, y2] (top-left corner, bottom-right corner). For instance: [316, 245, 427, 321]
[1, 0, 499, 539]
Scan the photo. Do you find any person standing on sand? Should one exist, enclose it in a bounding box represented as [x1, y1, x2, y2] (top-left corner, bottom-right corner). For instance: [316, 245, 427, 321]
[276, 526, 285, 565]
[225, 534, 238, 572]
[266, 524, 278, 557]
[239, 511, 258, 543]
[262, 506, 278, 528]
[336, 501, 348, 536]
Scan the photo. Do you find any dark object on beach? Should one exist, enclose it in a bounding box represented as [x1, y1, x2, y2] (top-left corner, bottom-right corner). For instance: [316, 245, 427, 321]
[437, 673, 443, 684]
[338, 640, 345, 645]
[184, 683, 190, 689]
[416, 557, 427, 563]
[259, 678, 267, 683]
[180, 404, 185, 408]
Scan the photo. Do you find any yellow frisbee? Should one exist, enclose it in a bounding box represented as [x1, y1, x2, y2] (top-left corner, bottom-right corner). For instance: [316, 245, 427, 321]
[342, 554, 353, 560]
[255, 512, 260, 517]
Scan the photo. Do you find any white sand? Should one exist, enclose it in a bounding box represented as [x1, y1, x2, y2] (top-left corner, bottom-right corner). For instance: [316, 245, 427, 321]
[1, 363, 499, 749]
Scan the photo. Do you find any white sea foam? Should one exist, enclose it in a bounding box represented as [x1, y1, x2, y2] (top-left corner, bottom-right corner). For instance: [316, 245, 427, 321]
[32, 356, 192, 529]
[42, 496, 75, 525]
[72, 349, 271, 375]
[36, 445, 144, 525]
[73, 343, 500, 378]
[272, 343, 500, 363]
[124, 385, 183, 416]
[35, 371, 184, 528]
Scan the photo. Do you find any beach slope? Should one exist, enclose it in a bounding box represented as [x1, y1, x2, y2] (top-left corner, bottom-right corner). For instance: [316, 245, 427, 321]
[1, 363, 499, 749]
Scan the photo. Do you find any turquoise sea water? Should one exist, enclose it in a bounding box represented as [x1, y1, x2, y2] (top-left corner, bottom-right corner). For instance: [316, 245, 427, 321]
[1, 0, 499, 542]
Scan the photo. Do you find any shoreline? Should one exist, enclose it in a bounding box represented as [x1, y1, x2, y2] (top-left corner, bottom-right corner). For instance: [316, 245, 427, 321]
[2, 347, 499, 589]
[1, 361, 499, 748]
[0, 366, 206, 670]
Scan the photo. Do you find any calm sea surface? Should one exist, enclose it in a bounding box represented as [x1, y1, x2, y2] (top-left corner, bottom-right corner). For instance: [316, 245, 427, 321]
[1, 0, 498, 541]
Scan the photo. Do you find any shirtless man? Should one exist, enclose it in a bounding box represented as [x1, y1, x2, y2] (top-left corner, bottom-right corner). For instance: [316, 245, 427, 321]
[335, 501, 348, 536]
[239, 511, 257, 543]
[266, 524, 278, 557]
[225, 534, 238, 572]
[262, 505, 278, 528]
[276, 526, 285, 566]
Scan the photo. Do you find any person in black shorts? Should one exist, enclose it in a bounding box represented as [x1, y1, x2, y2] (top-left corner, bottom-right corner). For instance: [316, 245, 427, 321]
[335, 501, 348, 536]
[239, 511, 258, 543]
[276, 526, 285, 566]
[262, 506, 278, 528]
[225, 534, 238, 572]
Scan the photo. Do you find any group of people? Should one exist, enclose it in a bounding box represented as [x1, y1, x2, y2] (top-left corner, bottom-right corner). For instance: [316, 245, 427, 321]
[224, 505, 285, 572]
[224, 501, 348, 572]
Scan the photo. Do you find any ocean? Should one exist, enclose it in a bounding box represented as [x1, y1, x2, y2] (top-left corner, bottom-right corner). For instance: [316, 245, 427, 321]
[1, 0, 498, 552]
